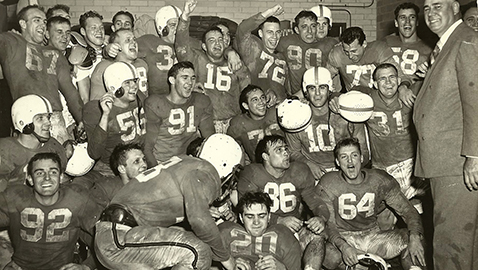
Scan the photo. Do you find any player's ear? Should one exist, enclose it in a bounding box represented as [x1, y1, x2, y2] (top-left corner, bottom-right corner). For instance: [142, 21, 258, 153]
[363, 40, 367, 48]
[397, 76, 401, 85]
[335, 158, 339, 167]
[293, 26, 299, 35]
[258, 29, 263, 39]
[262, 152, 269, 162]
[80, 27, 86, 37]
[45, 29, 51, 40]
[118, 164, 126, 174]
[26, 174, 33, 186]
[168, 76, 175, 86]
[242, 102, 249, 111]
[239, 213, 243, 224]
[373, 81, 378, 89]
[394, 19, 398, 28]
[201, 43, 207, 52]
[19, 19, 27, 31]
[111, 24, 116, 32]
[360, 155, 364, 164]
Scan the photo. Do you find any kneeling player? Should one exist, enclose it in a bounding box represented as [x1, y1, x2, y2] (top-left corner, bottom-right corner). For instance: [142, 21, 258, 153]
[316, 138, 426, 270]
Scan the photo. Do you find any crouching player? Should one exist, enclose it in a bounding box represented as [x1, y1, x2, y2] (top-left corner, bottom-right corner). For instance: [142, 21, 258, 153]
[316, 138, 426, 270]
[95, 134, 243, 270]
[219, 191, 302, 270]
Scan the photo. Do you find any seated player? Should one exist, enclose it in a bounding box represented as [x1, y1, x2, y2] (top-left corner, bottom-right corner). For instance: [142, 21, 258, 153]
[0, 152, 102, 270]
[285, 67, 369, 180]
[95, 134, 242, 270]
[144, 61, 215, 166]
[0, 95, 67, 191]
[227, 85, 283, 163]
[237, 135, 329, 270]
[219, 191, 302, 270]
[83, 62, 146, 176]
[315, 138, 426, 270]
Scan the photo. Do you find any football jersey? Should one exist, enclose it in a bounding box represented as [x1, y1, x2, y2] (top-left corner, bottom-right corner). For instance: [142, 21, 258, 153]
[357, 87, 415, 168]
[144, 92, 214, 162]
[176, 18, 251, 121]
[327, 40, 396, 91]
[110, 155, 230, 261]
[83, 94, 146, 164]
[227, 109, 283, 162]
[237, 162, 316, 223]
[0, 137, 67, 187]
[236, 13, 290, 100]
[89, 58, 149, 101]
[0, 184, 101, 270]
[316, 169, 423, 236]
[0, 32, 83, 121]
[383, 34, 432, 84]
[286, 109, 369, 171]
[72, 171, 124, 209]
[277, 34, 338, 94]
[219, 221, 301, 270]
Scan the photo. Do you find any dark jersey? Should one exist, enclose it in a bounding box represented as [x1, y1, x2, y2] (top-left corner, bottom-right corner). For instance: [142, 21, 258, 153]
[236, 13, 290, 100]
[277, 34, 338, 94]
[144, 92, 214, 163]
[110, 155, 230, 261]
[227, 109, 283, 162]
[0, 184, 101, 270]
[219, 221, 301, 270]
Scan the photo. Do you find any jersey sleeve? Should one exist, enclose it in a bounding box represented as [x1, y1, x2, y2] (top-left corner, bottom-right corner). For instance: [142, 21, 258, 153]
[82, 101, 107, 160]
[235, 13, 264, 68]
[237, 165, 262, 199]
[285, 132, 308, 164]
[197, 94, 215, 137]
[175, 17, 195, 62]
[144, 95, 163, 166]
[0, 192, 10, 228]
[57, 53, 83, 123]
[351, 122, 370, 166]
[326, 47, 341, 79]
[274, 225, 302, 270]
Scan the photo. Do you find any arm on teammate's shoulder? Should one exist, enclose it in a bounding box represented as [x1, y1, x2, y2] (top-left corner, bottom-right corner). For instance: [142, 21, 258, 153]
[197, 96, 215, 138]
[57, 55, 85, 123]
[143, 97, 162, 167]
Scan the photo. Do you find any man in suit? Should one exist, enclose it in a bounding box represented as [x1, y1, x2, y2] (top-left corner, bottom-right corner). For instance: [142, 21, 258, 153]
[413, 1, 478, 269]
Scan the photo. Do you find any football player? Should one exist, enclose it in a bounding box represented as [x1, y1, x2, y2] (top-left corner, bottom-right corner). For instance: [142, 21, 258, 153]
[0, 152, 102, 270]
[0, 5, 84, 145]
[383, 2, 432, 108]
[90, 28, 149, 100]
[462, 1, 478, 32]
[285, 67, 369, 180]
[276, 9, 338, 97]
[227, 85, 283, 163]
[46, 4, 71, 20]
[314, 137, 425, 270]
[83, 62, 146, 176]
[237, 135, 329, 270]
[219, 191, 302, 270]
[111, 10, 134, 32]
[95, 134, 242, 270]
[0, 95, 67, 192]
[235, 4, 290, 103]
[144, 61, 215, 166]
[176, 0, 251, 133]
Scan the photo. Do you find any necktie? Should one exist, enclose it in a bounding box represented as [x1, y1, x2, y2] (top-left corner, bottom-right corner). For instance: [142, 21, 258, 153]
[430, 44, 441, 66]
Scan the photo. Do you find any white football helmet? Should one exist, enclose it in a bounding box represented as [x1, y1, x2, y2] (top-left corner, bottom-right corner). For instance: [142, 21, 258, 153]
[11, 94, 53, 133]
[277, 98, 312, 133]
[349, 253, 388, 270]
[310, 5, 333, 26]
[199, 134, 242, 179]
[155, 5, 182, 34]
[65, 142, 95, 177]
[103, 61, 138, 94]
[302, 66, 334, 93]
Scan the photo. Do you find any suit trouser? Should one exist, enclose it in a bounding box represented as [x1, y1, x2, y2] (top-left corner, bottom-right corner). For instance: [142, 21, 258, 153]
[430, 175, 478, 270]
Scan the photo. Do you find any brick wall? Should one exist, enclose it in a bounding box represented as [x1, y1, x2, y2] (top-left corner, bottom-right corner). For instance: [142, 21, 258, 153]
[39, 0, 379, 41]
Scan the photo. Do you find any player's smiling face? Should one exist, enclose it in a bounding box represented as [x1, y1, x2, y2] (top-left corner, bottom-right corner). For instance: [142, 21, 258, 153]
[342, 39, 366, 63]
[32, 113, 52, 139]
[374, 67, 400, 100]
[245, 88, 267, 119]
[241, 203, 270, 237]
[259, 22, 281, 52]
[316, 17, 329, 39]
[336, 144, 363, 182]
[123, 149, 147, 180]
[395, 8, 418, 39]
[306, 84, 329, 108]
[464, 7, 478, 32]
[30, 159, 61, 200]
[83, 17, 105, 48]
[266, 140, 290, 170]
[423, 0, 459, 37]
[22, 8, 46, 45]
[120, 78, 139, 102]
[172, 68, 196, 100]
[113, 14, 133, 31]
[47, 22, 71, 51]
[295, 17, 317, 44]
[216, 24, 231, 47]
[203, 30, 225, 60]
[118, 30, 138, 60]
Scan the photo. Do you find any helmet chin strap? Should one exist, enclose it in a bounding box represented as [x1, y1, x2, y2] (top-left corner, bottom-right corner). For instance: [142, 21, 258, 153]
[32, 131, 50, 143]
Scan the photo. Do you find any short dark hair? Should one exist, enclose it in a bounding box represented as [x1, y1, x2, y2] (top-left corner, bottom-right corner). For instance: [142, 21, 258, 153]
[47, 16, 71, 31]
[46, 4, 70, 19]
[108, 28, 133, 44]
[79, 10, 103, 29]
[167, 61, 195, 84]
[394, 2, 420, 20]
[239, 84, 263, 113]
[294, 10, 317, 27]
[237, 191, 273, 215]
[372, 63, 398, 81]
[202, 26, 223, 43]
[112, 10, 135, 27]
[340, 26, 366, 46]
[461, 1, 478, 16]
[333, 137, 361, 160]
[27, 152, 62, 177]
[259, 16, 281, 31]
[255, 135, 286, 164]
[109, 143, 143, 176]
[18, 5, 44, 22]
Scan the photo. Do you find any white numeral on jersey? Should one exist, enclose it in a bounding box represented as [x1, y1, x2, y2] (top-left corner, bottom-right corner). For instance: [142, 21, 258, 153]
[168, 106, 196, 135]
[258, 52, 286, 85]
[287, 46, 322, 70]
[305, 124, 336, 152]
[346, 64, 375, 88]
[338, 193, 375, 220]
[20, 208, 72, 242]
[392, 48, 419, 75]
[230, 228, 278, 255]
[136, 66, 148, 94]
[25, 45, 59, 75]
[370, 110, 405, 136]
[116, 107, 145, 141]
[156, 45, 176, 70]
[136, 156, 182, 182]
[264, 182, 296, 213]
[204, 64, 232, 92]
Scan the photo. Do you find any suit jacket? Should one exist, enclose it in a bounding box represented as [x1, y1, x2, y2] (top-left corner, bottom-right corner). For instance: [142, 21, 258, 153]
[413, 22, 478, 178]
